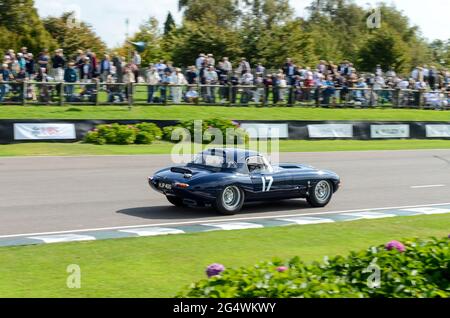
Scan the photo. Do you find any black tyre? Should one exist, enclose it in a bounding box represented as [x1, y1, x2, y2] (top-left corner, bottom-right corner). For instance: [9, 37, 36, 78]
[307, 180, 333, 208]
[167, 196, 184, 207]
[214, 185, 245, 215]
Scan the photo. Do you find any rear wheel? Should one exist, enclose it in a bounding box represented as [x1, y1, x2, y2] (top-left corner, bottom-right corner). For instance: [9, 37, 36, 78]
[167, 196, 184, 207]
[307, 180, 333, 207]
[215, 185, 245, 215]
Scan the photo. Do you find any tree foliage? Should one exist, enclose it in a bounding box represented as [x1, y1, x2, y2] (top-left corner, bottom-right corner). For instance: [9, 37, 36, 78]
[0, 0, 56, 54]
[43, 12, 107, 59]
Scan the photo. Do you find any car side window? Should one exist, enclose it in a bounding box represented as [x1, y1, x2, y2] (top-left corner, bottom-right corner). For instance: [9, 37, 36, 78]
[247, 156, 271, 174]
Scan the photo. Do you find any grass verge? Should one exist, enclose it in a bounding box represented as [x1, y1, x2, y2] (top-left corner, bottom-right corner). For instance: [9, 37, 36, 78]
[0, 106, 449, 121]
[0, 140, 450, 157]
[0, 214, 448, 298]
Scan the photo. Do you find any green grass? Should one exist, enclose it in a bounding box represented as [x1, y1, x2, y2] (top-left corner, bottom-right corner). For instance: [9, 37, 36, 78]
[0, 214, 448, 298]
[1, 105, 449, 121]
[1, 139, 450, 157]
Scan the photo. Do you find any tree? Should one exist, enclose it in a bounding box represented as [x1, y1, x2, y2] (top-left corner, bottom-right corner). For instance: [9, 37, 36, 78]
[164, 12, 176, 35]
[168, 20, 243, 67]
[43, 12, 107, 59]
[257, 19, 317, 68]
[127, 18, 171, 65]
[178, 0, 240, 27]
[0, 0, 56, 54]
[239, 0, 294, 66]
[358, 29, 410, 73]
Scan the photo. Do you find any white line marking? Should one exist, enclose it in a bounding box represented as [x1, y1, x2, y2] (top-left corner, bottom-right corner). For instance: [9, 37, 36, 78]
[277, 217, 334, 225]
[28, 234, 96, 244]
[400, 207, 450, 215]
[344, 212, 397, 219]
[1, 202, 450, 239]
[410, 185, 446, 189]
[118, 227, 184, 237]
[201, 222, 263, 230]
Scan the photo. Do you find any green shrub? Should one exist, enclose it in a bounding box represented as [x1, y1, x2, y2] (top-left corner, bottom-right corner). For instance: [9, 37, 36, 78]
[180, 237, 450, 298]
[135, 131, 155, 145]
[135, 123, 163, 140]
[84, 122, 163, 145]
[115, 125, 137, 145]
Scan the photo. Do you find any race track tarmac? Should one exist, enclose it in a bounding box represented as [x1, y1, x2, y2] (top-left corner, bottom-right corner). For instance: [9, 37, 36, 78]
[0, 149, 449, 236]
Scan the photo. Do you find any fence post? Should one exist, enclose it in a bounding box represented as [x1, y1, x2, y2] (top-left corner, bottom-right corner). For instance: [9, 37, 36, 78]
[59, 82, 64, 106]
[394, 89, 401, 108]
[315, 87, 321, 107]
[128, 83, 133, 109]
[22, 81, 27, 106]
[418, 89, 425, 109]
[96, 80, 100, 106]
[287, 85, 293, 107]
[228, 83, 233, 107]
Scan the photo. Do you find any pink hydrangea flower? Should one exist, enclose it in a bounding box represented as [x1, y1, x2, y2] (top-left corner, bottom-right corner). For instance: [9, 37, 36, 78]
[206, 263, 225, 278]
[276, 266, 288, 273]
[385, 240, 406, 253]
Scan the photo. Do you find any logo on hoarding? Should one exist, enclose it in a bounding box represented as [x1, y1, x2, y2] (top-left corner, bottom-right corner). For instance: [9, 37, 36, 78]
[371, 125, 410, 138]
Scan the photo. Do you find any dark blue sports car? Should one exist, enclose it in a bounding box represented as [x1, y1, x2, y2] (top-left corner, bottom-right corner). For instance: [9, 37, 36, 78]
[149, 148, 341, 215]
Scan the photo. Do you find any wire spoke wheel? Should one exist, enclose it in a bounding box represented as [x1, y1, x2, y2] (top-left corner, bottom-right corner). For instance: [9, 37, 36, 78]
[222, 186, 241, 211]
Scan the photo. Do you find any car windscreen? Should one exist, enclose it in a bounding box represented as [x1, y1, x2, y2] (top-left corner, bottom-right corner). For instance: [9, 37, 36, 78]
[188, 154, 240, 171]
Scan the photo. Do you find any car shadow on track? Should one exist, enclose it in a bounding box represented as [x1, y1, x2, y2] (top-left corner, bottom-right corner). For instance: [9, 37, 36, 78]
[116, 199, 313, 221]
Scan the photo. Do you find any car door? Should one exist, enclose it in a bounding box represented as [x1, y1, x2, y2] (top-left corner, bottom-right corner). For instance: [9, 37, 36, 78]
[248, 156, 291, 199]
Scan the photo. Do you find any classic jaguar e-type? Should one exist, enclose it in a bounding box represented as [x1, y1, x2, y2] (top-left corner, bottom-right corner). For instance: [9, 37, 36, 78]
[149, 148, 340, 215]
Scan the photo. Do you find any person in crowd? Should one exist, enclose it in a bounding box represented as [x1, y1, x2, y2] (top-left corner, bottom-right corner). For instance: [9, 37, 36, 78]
[0, 63, 13, 103]
[100, 54, 111, 82]
[123, 67, 135, 101]
[255, 63, 266, 75]
[64, 62, 78, 102]
[237, 58, 251, 76]
[172, 68, 187, 104]
[106, 75, 124, 103]
[145, 65, 160, 103]
[25, 53, 35, 78]
[132, 51, 142, 82]
[205, 65, 218, 103]
[186, 66, 198, 85]
[160, 69, 173, 103]
[283, 58, 296, 86]
[37, 49, 50, 72]
[206, 54, 215, 67]
[185, 86, 199, 104]
[196, 54, 206, 70]
[222, 57, 233, 74]
[80, 57, 93, 82]
[240, 70, 254, 104]
[254, 72, 265, 104]
[112, 53, 123, 83]
[52, 49, 66, 81]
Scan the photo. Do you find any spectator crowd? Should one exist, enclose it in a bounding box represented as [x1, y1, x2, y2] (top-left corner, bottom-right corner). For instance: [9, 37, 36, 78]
[1, 47, 449, 107]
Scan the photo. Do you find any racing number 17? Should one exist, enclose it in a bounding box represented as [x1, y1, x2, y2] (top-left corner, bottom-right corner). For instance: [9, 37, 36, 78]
[261, 176, 274, 192]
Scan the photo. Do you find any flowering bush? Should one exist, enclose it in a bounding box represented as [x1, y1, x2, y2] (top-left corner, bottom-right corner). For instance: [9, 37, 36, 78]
[84, 123, 162, 145]
[180, 237, 449, 298]
[385, 240, 406, 253]
[206, 264, 226, 278]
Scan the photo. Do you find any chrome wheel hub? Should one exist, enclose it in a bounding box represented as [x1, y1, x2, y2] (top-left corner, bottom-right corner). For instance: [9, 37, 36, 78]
[315, 181, 331, 203]
[222, 186, 241, 210]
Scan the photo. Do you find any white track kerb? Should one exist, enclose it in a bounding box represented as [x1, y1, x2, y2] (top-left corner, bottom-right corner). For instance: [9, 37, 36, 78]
[0, 203, 449, 248]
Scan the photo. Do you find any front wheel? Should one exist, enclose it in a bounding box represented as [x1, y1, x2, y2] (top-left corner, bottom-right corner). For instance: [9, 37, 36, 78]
[215, 185, 245, 215]
[167, 196, 184, 207]
[307, 180, 333, 207]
